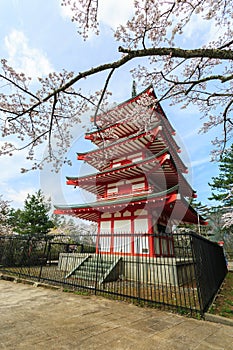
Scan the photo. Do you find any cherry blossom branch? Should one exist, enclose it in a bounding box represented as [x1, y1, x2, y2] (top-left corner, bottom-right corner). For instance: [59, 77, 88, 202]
[3, 46, 233, 124]
[93, 68, 115, 127]
[118, 46, 233, 60]
[160, 70, 233, 87]
[222, 99, 233, 153]
[0, 74, 39, 102]
[48, 93, 58, 154]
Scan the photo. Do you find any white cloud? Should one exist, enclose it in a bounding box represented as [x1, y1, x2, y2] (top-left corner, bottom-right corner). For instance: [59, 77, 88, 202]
[59, 0, 134, 30]
[4, 29, 53, 79]
[0, 153, 28, 183]
[0, 141, 41, 207]
[98, 0, 134, 29]
[3, 187, 36, 208]
[0, 140, 44, 181]
[191, 156, 211, 168]
[180, 12, 226, 47]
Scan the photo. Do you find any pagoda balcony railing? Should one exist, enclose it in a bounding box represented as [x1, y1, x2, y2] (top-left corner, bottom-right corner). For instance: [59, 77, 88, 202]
[98, 188, 153, 201]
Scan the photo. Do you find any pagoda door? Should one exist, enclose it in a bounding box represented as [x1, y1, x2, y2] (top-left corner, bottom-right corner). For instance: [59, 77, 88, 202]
[99, 221, 111, 252]
[134, 218, 149, 255]
[113, 220, 131, 254]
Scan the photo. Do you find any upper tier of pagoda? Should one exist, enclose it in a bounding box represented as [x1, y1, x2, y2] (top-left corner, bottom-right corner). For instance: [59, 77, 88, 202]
[78, 86, 182, 173]
[87, 85, 175, 142]
[67, 148, 195, 199]
[77, 122, 186, 172]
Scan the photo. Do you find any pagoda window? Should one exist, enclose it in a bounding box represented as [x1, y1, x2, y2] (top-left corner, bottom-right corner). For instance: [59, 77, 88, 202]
[128, 152, 143, 163]
[107, 186, 118, 197]
[154, 236, 160, 256]
[123, 210, 131, 217]
[111, 157, 125, 168]
[132, 182, 145, 192]
[118, 182, 132, 195]
[101, 212, 112, 219]
[112, 162, 121, 168]
[135, 209, 148, 216]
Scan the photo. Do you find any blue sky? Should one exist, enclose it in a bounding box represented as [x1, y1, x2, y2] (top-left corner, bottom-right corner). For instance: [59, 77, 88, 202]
[0, 0, 220, 209]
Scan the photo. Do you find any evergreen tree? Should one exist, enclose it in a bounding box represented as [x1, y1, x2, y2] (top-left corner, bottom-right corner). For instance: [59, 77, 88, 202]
[208, 146, 233, 251]
[14, 190, 54, 237]
[208, 144, 233, 206]
[7, 208, 23, 234]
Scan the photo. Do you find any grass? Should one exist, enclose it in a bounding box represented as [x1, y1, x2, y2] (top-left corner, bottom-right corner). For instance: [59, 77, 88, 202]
[209, 271, 233, 319]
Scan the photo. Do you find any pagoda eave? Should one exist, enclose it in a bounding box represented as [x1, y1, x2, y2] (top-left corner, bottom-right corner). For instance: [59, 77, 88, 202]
[66, 150, 195, 198]
[77, 123, 162, 162]
[77, 126, 187, 173]
[54, 189, 206, 225]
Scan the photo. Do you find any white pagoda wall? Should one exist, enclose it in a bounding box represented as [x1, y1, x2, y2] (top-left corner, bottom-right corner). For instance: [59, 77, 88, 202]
[98, 209, 151, 255]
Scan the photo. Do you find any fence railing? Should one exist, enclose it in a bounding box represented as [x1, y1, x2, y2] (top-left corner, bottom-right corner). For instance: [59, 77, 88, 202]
[0, 232, 228, 317]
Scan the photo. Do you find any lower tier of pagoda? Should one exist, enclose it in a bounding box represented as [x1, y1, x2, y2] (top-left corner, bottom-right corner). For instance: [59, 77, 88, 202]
[54, 186, 207, 226]
[54, 187, 207, 257]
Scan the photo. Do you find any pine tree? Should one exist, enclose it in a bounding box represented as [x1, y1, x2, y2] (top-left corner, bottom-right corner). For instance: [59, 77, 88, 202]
[209, 146, 233, 248]
[208, 144, 233, 207]
[15, 190, 54, 237]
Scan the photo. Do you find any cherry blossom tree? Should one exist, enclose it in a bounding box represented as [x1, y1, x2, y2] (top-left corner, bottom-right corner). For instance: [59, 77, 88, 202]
[50, 215, 96, 244]
[0, 0, 233, 171]
[222, 210, 233, 229]
[0, 195, 13, 236]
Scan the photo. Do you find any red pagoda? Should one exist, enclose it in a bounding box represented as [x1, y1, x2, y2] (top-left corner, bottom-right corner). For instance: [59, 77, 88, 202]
[54, 86, 206, 258]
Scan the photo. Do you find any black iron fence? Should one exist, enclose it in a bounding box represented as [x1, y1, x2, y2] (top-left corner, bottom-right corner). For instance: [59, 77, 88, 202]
[0, 232, 228, 317]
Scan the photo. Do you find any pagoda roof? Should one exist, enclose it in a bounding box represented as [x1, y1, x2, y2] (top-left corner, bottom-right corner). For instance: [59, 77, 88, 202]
[91, 85, 169, 127]
[78, 123, 187, 172]
[86, 90, 176, 147]
[54, 185, 206, 225]
[67, 149, 195, 198]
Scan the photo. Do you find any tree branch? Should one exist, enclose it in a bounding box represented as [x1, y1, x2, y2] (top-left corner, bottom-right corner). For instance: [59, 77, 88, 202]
[0, 74, 39, 102]
[4, 45, 233, 124]
[118, 46, 233, 60]
[222, 99, 233, 152]
[160, 70, 233, 88]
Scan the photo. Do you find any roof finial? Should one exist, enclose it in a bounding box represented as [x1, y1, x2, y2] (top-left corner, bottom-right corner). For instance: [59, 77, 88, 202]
[132, 80, 137, 98]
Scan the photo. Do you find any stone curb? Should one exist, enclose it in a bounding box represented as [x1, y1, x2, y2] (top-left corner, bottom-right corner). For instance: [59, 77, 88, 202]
[204, 313, 233, 327]
[0, 273, 62, 291]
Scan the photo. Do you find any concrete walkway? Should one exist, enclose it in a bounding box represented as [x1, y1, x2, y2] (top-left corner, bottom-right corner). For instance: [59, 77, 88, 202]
[0, 278, 232, 350]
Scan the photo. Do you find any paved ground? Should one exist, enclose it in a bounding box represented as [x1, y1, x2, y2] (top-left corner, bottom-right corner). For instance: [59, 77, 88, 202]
[0, 278, 232, 350]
